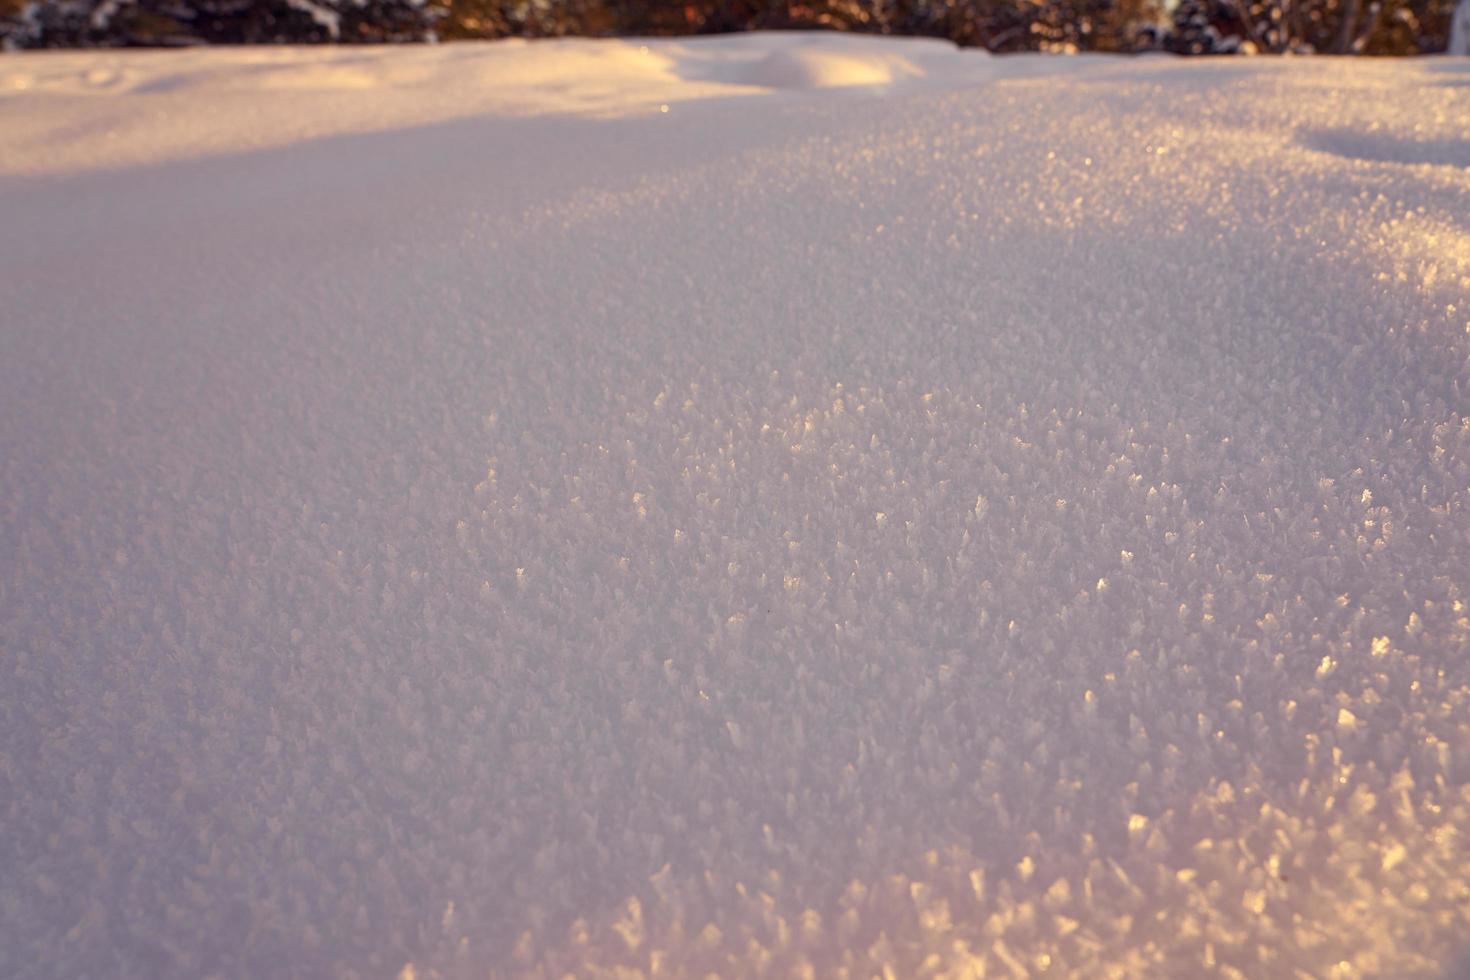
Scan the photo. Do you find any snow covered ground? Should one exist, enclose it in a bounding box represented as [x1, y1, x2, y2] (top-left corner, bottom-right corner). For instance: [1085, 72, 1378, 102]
[2, 34, 1470, 980]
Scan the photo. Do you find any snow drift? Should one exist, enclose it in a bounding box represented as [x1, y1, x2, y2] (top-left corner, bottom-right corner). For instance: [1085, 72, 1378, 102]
[2, 34, 1469, 980]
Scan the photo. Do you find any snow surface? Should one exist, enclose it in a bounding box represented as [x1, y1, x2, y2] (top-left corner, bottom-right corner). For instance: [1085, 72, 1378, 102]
[2, 34, 1470, 980]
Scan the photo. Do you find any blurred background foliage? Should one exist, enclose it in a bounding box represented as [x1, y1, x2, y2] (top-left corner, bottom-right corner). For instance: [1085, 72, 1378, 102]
[0, 0, 1459, 53]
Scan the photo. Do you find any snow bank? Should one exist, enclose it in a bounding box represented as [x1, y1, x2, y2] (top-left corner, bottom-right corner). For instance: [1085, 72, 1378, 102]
[2, 34, 1470, 980]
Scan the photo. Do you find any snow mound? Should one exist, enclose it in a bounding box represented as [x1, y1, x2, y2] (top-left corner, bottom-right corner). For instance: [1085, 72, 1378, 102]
[670, 32, 1001, 90]
[735, 46, 919, 88]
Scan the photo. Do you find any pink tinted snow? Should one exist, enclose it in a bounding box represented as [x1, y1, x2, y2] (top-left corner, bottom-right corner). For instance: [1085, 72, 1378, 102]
[2, 36, 1469, 980]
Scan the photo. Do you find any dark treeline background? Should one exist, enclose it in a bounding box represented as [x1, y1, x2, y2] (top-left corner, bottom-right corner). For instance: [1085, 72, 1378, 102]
[1, 0, 1460, 55]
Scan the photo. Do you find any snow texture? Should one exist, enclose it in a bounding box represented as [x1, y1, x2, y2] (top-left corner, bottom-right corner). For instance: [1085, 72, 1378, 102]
[2, 34, 1470, 980]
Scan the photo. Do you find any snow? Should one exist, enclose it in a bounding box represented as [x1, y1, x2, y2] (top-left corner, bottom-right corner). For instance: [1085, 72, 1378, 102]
[0, 34, 1015, 176]
[283, 0, 344, 40]
[2, 33, 1470, 980]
